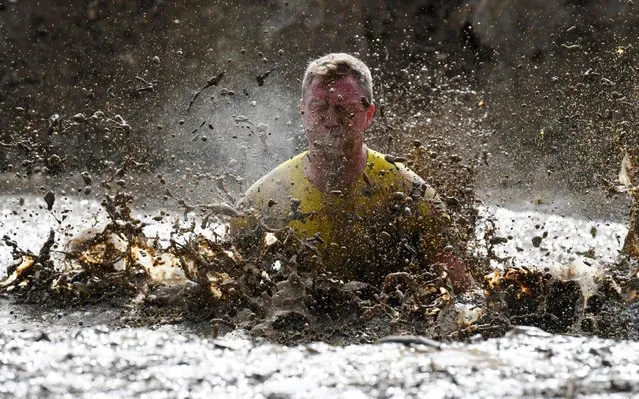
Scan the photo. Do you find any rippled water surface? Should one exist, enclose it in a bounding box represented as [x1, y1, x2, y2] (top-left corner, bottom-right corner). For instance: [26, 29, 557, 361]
[2, 317, 638, 398]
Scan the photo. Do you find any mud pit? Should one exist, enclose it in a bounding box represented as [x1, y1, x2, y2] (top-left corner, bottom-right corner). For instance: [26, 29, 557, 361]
[2, 1, 639, 397]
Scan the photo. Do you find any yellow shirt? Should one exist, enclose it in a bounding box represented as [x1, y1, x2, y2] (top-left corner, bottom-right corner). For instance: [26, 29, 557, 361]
[234, 147, 450, 283]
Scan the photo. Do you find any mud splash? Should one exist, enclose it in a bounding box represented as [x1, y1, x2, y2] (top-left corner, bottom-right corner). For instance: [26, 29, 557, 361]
[0, 187, 461, 344]
[1, 185, 636, 346]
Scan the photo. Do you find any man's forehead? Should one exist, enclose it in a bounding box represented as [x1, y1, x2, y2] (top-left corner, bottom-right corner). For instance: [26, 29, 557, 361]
[308, 75, 362, 96]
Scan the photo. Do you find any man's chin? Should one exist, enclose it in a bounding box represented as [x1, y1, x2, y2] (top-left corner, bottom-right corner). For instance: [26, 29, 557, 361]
[314, 145, 350, 159]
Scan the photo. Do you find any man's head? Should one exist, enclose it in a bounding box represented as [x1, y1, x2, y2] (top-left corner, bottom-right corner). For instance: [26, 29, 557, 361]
[300, 53, 376, 160]
[301, 53, 374, 104]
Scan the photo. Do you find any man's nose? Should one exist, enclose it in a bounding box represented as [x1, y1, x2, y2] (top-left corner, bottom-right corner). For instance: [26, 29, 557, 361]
[322, 107, 341, 127]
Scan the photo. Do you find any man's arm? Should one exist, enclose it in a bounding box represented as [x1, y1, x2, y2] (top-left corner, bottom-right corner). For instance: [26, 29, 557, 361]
[435, 252, 476, 293]
[413, 187, 476, 294]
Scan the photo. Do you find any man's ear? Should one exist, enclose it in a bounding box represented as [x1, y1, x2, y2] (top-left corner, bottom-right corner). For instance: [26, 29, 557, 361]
[365, 103, 376, 128]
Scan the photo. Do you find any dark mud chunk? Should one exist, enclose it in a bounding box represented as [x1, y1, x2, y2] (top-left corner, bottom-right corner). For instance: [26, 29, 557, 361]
[543, 280, 580, 333]
[610, 380, 633, 393]
[486, 267, 630, 338]
[81, 171, 92, 186]
[377, 335, 441, 349]
[31, 331, 50, 342]
[489, 236, 509, 245]
[44, 190, 55, 210]
[532, 236, 543, 248]
[485, 268, 545, 316]
[256, 66, 276, 86]
[307, 277, 362, 320]
[270, 310, 309, 331]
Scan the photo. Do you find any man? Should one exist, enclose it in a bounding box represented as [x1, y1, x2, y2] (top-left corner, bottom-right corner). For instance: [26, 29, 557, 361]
[234, 53, 472, 292]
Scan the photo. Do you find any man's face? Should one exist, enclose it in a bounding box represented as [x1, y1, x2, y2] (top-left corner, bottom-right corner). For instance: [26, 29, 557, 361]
[301, 74, 375, 158]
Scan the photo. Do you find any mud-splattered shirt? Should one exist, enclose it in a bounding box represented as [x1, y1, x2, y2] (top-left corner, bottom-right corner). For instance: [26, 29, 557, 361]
[233, 147, 451, 283]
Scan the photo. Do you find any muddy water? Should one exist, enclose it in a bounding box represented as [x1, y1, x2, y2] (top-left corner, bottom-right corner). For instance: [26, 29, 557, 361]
[1, 194, 637, 397]
[2, 315, 638, 398]
[475, 205, 627, 267]
[0, 194, 223, 278]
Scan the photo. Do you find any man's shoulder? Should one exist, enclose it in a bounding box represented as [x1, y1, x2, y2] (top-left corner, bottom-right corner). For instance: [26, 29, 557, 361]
[366, 148, 421, 179]
[365, 148, 437, 200]
[237, 152, 307, 208]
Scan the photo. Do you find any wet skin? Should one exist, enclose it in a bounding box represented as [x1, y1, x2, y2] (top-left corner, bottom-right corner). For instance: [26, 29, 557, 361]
[300, 74, 375, 191]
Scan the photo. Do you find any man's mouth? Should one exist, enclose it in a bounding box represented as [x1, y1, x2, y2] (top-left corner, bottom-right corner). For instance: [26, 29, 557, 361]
[326, 127, 348, 138]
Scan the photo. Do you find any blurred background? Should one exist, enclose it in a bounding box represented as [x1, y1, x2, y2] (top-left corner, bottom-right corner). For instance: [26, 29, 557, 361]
[1, 0, 637, 220]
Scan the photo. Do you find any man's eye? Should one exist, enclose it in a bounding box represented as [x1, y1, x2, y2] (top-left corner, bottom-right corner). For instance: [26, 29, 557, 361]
[341, 107, 360, 116]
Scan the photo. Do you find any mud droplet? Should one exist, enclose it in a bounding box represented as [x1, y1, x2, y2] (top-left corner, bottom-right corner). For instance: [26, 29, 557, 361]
[44, 191, 55, 210]
[81, 171, 92, 186]
[47, 154, 62, 169]
[379, 231, 392, 243]
[392, 192, 405, 201]
[532, 236, 543, 248]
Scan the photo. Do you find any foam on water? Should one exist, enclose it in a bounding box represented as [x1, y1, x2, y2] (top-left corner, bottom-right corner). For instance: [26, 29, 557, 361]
[1, 321, 638, 398]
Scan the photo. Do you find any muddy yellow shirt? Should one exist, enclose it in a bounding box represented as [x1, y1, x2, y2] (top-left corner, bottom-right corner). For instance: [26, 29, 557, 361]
[234, 147, 450, 283]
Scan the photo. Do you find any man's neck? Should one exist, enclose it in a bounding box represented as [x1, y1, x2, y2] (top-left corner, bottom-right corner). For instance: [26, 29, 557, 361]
[304, 145, 368, 192]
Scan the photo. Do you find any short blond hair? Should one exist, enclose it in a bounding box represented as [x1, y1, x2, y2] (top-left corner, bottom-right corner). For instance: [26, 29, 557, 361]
[301, 53, 373, 103]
